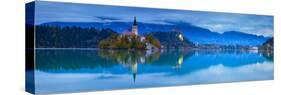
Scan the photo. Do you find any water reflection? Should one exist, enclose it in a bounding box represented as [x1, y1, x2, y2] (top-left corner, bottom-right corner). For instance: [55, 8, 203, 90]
[33, 49, 273, 94]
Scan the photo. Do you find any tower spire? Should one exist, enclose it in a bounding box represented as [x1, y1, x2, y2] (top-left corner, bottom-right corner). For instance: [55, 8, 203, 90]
[131, 16, 138, 35]
[133, 16, 137, 26]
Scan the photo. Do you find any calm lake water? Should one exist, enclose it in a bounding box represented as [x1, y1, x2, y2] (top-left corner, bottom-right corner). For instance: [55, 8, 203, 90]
[31, 49, 273, 94]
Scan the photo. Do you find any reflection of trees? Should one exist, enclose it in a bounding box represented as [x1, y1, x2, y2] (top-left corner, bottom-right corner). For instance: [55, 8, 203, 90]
[36, 50, 161, 71]
[36, 50, 117, 71]
[98, 50, 161, 65]
[259, 50, 274, 61]
[35, 49, 269, 83]
[98, 50, 161, 83]
[36, 49, 270, 72]
[148, 50, 194, 68]
[36, 49, 193, 71]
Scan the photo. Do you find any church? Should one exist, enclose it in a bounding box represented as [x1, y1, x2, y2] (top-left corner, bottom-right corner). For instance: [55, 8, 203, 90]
[121, 16, 159, 50]
[122, 16, 138, 36]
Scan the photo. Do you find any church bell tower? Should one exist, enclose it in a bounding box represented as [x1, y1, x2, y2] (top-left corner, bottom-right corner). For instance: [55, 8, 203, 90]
[132, 16, 138, 35]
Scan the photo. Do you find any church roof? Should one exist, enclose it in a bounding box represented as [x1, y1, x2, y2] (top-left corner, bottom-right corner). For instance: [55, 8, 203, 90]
[122, 31, 135, 35]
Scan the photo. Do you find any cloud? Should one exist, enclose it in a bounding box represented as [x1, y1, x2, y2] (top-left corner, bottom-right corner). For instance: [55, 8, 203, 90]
[95, 16, 121, 21]
[34, 1, 274, 37]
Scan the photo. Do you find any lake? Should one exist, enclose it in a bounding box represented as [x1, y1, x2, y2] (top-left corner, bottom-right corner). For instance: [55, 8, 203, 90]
[30, 49, 273, 94]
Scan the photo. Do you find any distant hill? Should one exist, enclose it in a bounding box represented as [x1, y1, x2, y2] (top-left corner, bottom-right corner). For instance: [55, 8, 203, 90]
[41, 21, 269, 46]
[259, 38, 273, 51]
[165, 21, 269, 46]
[147, 31, 194, 48]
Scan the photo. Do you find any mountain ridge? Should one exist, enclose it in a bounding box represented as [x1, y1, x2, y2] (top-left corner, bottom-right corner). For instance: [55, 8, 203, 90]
[41, 21, 269, 46]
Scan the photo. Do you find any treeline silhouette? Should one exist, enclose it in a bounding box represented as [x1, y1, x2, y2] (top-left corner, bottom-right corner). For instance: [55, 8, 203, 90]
[31, 25, 118, 48]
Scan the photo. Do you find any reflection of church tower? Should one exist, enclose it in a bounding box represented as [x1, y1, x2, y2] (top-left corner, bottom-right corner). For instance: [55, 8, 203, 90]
[132, 16, 138, 35]
[131, 62, 138, 83]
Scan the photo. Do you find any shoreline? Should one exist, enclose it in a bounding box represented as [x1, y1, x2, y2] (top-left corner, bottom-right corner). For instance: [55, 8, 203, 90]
[34, 47, 273, 52]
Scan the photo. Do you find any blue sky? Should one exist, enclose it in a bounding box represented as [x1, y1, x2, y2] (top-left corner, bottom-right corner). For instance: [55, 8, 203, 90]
[33, 1, 274, 37]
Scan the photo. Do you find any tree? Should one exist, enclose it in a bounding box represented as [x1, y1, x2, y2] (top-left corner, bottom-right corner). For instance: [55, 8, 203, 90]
[146, 35, 161, 48]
